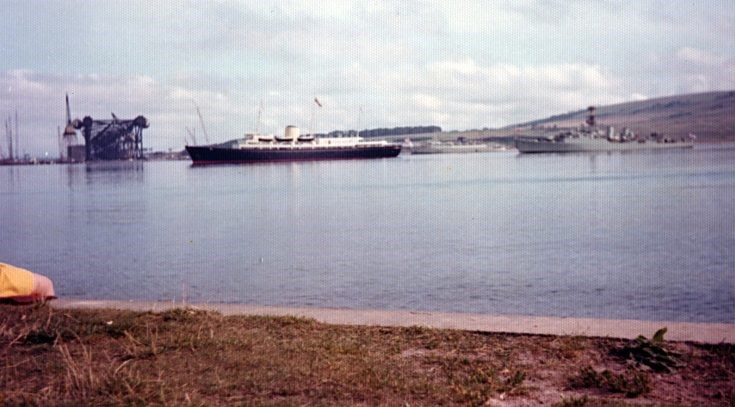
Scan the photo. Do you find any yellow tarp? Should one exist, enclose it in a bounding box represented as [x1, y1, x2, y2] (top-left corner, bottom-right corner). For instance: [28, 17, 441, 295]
[0, 263, 35, 298]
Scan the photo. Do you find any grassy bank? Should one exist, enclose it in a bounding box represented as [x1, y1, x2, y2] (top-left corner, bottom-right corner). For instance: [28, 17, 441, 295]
[1, 303, 733, 405]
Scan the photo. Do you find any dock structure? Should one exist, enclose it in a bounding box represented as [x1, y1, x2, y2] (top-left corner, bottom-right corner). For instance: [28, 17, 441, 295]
[75, 114, 149, 161]
[61, 94, 149, 161]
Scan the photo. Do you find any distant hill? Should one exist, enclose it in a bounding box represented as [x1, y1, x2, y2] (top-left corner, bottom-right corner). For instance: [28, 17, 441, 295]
[508, 91, 735, 142]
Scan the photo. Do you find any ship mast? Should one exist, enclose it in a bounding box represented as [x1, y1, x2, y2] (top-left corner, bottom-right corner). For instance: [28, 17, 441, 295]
[255, 99, 263, 136]
[357, 106, 363, 137]
[311, 97, 322, 137]
[185, 126, 197, 146]
[196, 105, 210, 144]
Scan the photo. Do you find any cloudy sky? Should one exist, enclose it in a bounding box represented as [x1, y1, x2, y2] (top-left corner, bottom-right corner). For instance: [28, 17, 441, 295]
[1, 0, 734, 155]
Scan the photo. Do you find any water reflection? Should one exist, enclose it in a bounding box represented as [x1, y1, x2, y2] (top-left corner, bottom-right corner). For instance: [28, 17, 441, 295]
[65, 164, 84, 189]
[1, 165, 19, 190]
[83, 161, 145, 185]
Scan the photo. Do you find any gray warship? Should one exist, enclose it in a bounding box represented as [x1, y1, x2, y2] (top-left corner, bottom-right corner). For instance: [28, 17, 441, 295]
[515, 106, 695, 153]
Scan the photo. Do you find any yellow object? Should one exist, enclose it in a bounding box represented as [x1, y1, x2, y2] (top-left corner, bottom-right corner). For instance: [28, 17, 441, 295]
[0, 263, 35, 298]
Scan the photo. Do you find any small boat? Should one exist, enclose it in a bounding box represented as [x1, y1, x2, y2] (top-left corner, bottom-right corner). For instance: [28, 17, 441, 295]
[185, 125, 402, 165]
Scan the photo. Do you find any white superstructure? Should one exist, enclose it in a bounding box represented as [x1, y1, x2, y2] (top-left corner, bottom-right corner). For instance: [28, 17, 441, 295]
[232, 126, 395, 150]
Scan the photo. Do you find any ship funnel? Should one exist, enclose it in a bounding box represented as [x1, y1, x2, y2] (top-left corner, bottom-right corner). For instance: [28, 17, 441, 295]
[284, 125, 300, 140]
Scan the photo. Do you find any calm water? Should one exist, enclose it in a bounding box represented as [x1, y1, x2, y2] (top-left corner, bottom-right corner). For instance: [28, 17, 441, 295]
[2, 146, 734, 322]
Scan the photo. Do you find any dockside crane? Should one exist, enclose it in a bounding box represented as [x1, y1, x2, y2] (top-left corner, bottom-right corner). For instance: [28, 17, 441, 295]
[62, 92, 148, 161]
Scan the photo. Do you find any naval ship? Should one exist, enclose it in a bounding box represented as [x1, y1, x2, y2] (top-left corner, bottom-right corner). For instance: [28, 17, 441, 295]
[515, 106, 695, 153]
[185, 125, 402, 165]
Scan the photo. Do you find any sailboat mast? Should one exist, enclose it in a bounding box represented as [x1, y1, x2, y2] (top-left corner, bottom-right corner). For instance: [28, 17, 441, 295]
[15, 110, 19, 159]
[5, 118, 13, 160]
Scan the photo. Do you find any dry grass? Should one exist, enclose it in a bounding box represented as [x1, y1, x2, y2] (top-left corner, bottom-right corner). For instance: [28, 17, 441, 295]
[1, 303, 733, 406]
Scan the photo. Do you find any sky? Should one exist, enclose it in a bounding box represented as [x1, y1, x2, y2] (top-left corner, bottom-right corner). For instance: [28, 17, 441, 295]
[1, 0, 734, 156]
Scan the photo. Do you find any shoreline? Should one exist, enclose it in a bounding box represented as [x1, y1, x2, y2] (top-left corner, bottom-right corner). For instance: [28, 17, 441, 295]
[53, 298, 735, 344]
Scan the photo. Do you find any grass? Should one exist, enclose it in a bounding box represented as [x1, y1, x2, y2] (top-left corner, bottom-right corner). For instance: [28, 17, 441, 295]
[570, 366, 651, 398]
[1, 303, 734, 406]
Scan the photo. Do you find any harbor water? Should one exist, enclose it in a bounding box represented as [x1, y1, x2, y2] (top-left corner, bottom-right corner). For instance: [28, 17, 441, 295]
[1, 146, 734, 322]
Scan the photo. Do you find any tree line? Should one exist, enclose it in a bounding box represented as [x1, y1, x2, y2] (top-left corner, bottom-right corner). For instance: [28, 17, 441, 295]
[326, 125, 441, 138]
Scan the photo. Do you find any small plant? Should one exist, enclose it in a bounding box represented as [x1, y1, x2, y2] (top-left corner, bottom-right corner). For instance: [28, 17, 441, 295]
[614, 327, 681, 373]
[160, 307, 204, 323]
[23, 328, 56, 345]
[555, 395, 589, 407]
[506, 370, 526, 388]
[570, 366, 651, 398]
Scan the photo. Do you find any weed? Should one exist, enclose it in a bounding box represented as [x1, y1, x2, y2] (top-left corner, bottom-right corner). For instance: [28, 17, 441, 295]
[496, 369, 528, 397]
[570, 366, 651, 397]
[22, 328, 56, 345]
[58, 342, 100, 399]
[555, 395, 589, 407]
[160, 307, 209, 323]
[507, 370, 526, 388]
[614, 327, 681, 373]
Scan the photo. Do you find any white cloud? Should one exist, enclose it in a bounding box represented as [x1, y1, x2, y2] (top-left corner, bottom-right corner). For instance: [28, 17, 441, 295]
[629, 93, 648, 101]
[430, 58, 481, 76]
[412, 93, 441, 110]
[676, 47, 724, 66]
[398, 59, 623, 128]
[682, 74, 711, 93]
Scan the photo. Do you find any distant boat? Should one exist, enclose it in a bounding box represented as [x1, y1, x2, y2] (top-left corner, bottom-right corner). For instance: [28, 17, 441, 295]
[515, 106, 695, 153]
[411, 140, 508, 155]
[185, 125, 401, 165]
